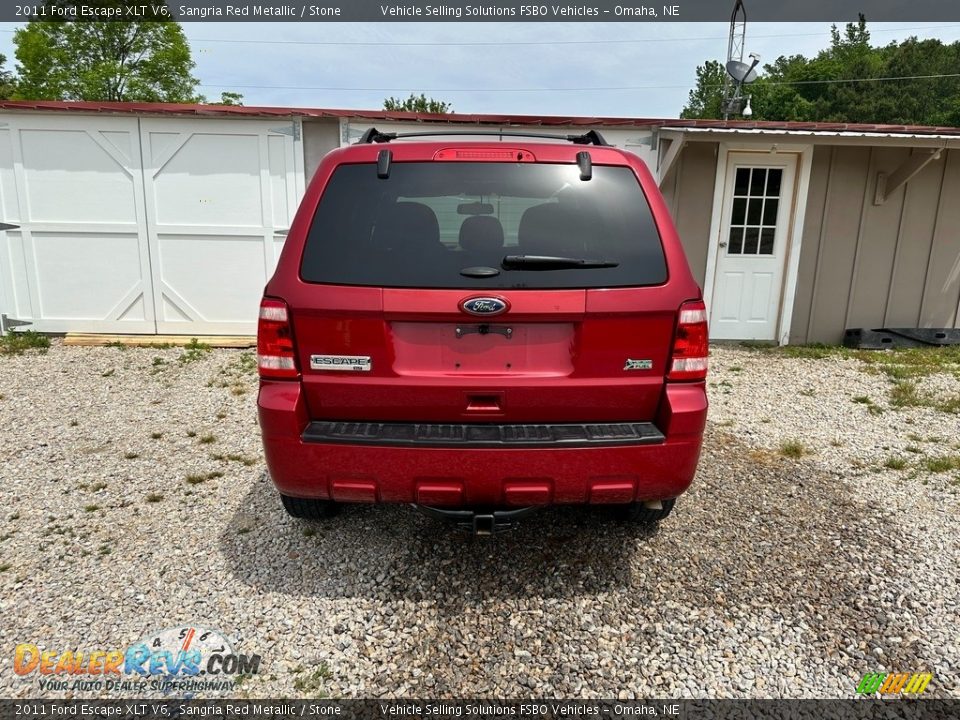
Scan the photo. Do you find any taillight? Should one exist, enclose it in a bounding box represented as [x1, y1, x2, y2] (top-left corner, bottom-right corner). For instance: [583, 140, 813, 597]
[668, 300, 708, 381]
[257, 298, 298, 379]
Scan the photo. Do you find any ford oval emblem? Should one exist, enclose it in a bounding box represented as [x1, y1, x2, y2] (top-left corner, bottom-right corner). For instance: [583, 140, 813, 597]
[460, 296, 509, 316]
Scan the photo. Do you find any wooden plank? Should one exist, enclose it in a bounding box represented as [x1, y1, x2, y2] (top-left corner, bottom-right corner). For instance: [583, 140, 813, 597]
[64, 334, 256, 348]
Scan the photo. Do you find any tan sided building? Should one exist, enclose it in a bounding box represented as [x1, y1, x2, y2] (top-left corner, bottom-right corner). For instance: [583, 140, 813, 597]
[0, 101, 958, 344]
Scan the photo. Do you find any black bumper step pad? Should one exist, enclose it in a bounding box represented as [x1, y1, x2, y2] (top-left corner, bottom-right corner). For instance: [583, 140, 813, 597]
[302, 420, 665, 448]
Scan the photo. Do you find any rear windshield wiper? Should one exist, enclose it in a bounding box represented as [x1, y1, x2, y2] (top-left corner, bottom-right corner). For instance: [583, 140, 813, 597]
[501, 254, 619, 270]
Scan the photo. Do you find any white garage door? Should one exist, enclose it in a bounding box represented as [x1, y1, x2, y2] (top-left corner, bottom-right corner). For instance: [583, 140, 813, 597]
[0, 115, 155, 334]
[0, 114, 304, 336]
[141, 118, 302, 334]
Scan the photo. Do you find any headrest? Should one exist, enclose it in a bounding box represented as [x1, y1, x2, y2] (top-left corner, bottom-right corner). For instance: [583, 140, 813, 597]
[458, 215, 505, 254]
[518, 203, 586, 257]
[374, 202, 441, 251]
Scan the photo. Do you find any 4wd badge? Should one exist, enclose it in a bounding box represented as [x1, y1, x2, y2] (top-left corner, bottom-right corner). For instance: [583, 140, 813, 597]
[310, 355, 372, 372]
[624, 359, 653, 371]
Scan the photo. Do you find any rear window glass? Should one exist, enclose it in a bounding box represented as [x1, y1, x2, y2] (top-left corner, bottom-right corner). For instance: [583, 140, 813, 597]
[300, 161, 667, 289]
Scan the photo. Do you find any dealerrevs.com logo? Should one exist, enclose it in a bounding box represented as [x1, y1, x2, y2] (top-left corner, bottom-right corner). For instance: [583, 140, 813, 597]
[14, 626, 261, 693]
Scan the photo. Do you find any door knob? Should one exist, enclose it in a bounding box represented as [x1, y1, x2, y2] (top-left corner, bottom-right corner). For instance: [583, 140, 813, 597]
[718, 241, 728, 248]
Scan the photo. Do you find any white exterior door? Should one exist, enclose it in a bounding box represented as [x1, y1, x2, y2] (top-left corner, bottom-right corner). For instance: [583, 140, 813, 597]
[0, 115, 156, 333]
[140, 118, 302, 335]
[710, 153, 797, 341]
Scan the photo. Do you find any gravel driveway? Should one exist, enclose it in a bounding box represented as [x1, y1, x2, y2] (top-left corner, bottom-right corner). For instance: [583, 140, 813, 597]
[0, 341, 957, 699]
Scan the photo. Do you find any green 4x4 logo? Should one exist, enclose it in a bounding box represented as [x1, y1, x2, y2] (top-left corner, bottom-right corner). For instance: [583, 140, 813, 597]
[857, 673, 932, 695]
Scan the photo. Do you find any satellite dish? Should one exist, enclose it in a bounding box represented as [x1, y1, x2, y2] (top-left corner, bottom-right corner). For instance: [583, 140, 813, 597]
[726, 60, 758, 84]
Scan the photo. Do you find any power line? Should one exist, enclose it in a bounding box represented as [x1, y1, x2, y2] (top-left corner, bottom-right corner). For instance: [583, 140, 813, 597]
[199, 72, 960, 93]
[1, 24, 959, 47]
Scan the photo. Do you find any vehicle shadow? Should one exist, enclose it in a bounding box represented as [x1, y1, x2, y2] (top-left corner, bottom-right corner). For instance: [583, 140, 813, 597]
[219, 469, 659, 605]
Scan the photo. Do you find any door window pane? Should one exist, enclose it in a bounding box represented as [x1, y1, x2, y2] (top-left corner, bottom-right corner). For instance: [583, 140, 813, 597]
[744, 227, 760, 255]
[732, 198, 747, 225]
[766, 169, 783, 196]
[763, 199, 779, 226]
[759, 228, 775, 255]
[734, 168, 750, 195]
[750, 168, 767, 195]
[728, 227, 744, 254]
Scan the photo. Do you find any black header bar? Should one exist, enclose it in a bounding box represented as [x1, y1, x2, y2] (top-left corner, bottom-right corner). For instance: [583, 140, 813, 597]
[7, 0, 960, 23]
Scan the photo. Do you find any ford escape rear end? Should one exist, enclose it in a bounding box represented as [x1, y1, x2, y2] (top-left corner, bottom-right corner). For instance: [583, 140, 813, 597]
[257, 130, 708, 530]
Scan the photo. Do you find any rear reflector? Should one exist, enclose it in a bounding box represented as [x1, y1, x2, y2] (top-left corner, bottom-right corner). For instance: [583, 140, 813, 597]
[257, 298, 299, 379]
[668, 300, 709, 381]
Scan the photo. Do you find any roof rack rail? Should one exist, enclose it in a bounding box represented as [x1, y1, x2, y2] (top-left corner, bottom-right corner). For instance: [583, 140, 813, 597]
[356, 127, 610, 147]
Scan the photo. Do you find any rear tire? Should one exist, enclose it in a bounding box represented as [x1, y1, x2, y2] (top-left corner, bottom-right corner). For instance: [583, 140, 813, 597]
[612, 498, 676, 524]
[280, 494, 339, 520]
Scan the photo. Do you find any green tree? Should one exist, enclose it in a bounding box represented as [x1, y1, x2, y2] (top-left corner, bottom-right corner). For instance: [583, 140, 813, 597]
[0, 54, 16, 100]
[213, 91, 244, 106]
[680, 60, 726, 119]
[14, 2, 200, 102]
[681, 17, 960, 126]
[383, 93, 452, 114]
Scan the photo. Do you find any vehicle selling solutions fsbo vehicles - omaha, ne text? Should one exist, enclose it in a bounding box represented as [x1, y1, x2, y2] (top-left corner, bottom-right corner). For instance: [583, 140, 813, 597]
[256, 129, 708, 534]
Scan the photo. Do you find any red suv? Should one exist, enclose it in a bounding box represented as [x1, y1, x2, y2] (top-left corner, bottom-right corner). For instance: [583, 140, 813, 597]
[257, 129, 707, 533]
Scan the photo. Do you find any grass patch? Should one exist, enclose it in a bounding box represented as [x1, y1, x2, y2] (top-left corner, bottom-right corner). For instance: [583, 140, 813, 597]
[146, 492, 164, 503]
[83, 504, 100, 513]
[728, 366, 743, 373]
[91, 481, 108, 492]
[0, 331, 50, 355]
[224, 453, 257, 466]
[852, 394, 884, 415]
[937, 395, 960, 414]
[883, 457, 907, 470]
[180, 338, 212, 364]
[294, 664, 332, 696]
[779, 440, 807, 459]
[0, 563, 10, 572]
[889, 381, 928, 409]
[69, 420, 79, 427]
[185, 470, 224, 485]
[150, 431, 163, 440]
[855, 345, 960, 381]
[186, 430, 197, 438]
[905, 445, 923, 454]
[924, 455, 960, 473]
[199, 433, 216, 445]
[210, 352, 257, 396]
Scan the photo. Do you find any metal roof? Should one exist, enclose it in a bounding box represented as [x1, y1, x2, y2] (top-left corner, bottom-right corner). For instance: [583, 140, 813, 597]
[1, 100, 959, 138]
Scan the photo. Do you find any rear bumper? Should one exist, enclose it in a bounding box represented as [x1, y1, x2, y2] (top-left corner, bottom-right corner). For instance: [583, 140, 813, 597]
[258, 380, 707, 506]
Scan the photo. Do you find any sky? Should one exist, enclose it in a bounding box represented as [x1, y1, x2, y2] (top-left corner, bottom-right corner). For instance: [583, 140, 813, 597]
[1, 21, 960, 117]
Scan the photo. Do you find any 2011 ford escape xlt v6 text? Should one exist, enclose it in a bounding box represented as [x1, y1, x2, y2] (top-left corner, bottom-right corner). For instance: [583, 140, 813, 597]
[257, 129, 708, 533]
